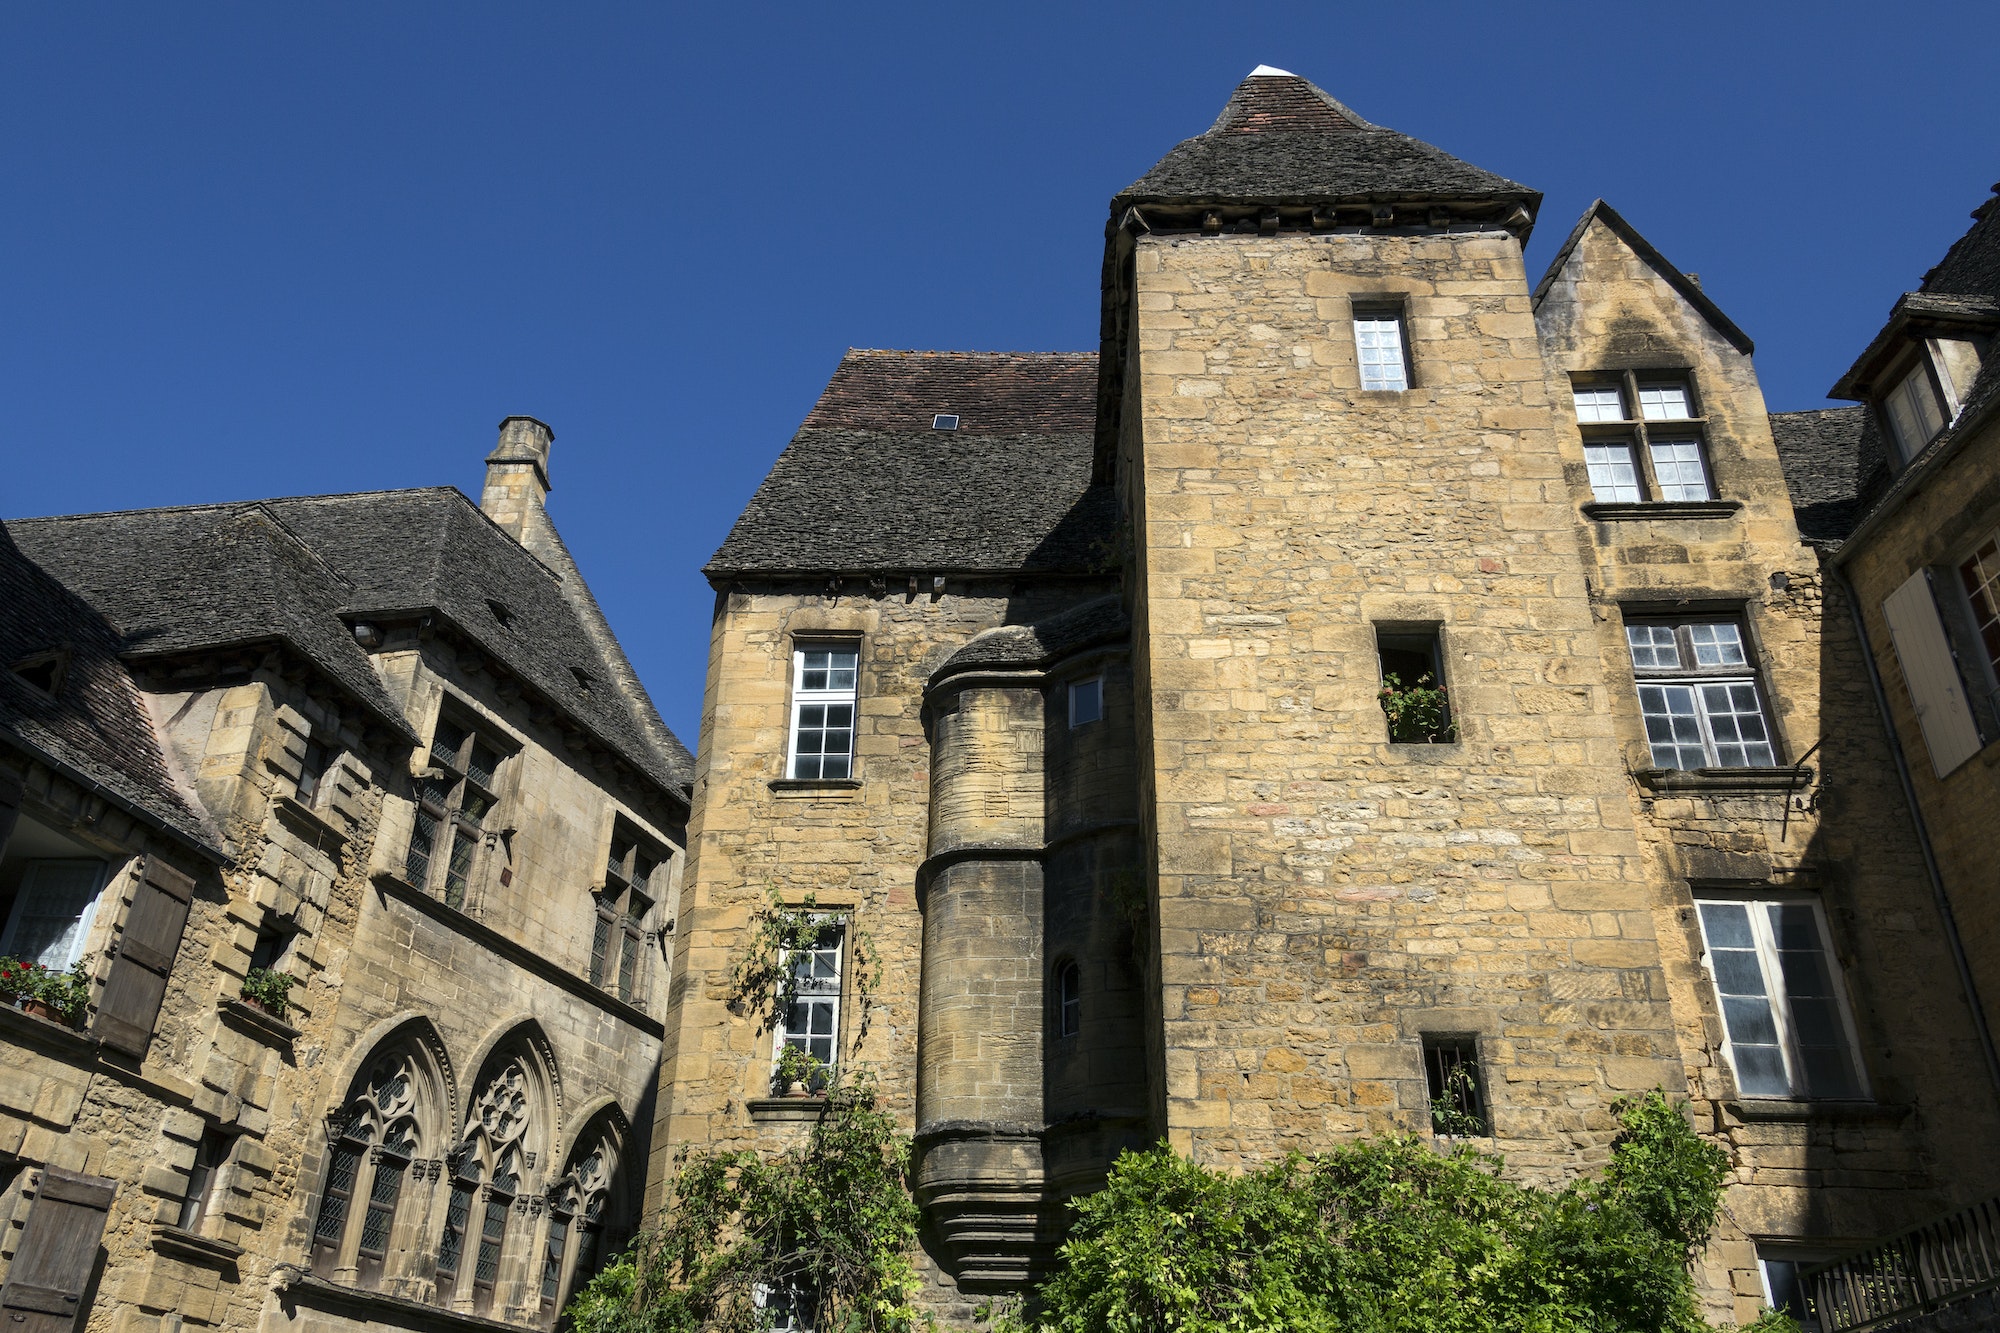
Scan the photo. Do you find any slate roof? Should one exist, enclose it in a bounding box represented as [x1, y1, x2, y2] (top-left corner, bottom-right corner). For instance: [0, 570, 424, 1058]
[932, 595, 1129, 682]
[708, 350, 1116, 578]
[1, 526, 221, 855]
[1824, 184, 2000, 557]
[1114, 70, 1537, 212]
[9, 488, 693, 796]
[1768, 407, 1872, 545]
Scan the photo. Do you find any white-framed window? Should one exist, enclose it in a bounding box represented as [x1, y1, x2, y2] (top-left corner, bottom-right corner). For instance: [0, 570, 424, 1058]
[1353, 311, 1410, 392]
[1068, 677, 1103, 728]
[1570, 374, 1715, 503]
[772, 922, 844, 1088]
[0, 859, 109, 969]
[1882, 360, 1946, 463]
[1625, 617, 1777, 768]
[1958, 533, 2000, 691]
[1695, 895, 1866, 1101]
[788, 643, 858, 780]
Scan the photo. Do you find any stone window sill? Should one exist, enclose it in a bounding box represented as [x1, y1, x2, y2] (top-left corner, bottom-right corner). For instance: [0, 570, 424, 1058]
[217, 996, 301, 1045]
[747, 1096, 833, 1123]
[768, 779, 862, 799]
[280, 1274, 524, 1333]
[273, 795, 348, 849]
[0, 1000, 98, 1054]
[152, 1223, 245, 1266]
[1634, 766, 1813, 794]
[1721, 1098, 1910, 1125]
[1582, 500, 1743, 521]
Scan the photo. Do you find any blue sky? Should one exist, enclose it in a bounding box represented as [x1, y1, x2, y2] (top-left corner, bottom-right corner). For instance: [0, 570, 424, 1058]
[5, 2, 1995, 749]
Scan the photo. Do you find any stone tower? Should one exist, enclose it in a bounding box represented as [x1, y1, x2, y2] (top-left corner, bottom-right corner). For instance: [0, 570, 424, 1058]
[1100, 67, 1688, 1163]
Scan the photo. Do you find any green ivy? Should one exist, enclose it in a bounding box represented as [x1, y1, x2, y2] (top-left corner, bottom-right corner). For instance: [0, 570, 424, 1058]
[564, 1071, 924, 1333]
[1005, 1091, 1795, 1333]
[729, 893, 875, 1043]
[1378, 673, 1454, 744]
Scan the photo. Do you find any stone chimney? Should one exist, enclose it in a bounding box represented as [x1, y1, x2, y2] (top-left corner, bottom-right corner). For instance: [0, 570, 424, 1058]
[482, 416, 554, 543]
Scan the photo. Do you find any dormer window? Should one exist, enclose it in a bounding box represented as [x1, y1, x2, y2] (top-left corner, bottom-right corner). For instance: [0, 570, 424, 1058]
[1882, 359, 1947, 463]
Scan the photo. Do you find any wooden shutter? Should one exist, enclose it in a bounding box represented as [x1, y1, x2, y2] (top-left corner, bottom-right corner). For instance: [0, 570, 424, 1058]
[1883, 570, 1985, 778]
[0, 1167, 116, 1333]
[93, 856, 195, 1058]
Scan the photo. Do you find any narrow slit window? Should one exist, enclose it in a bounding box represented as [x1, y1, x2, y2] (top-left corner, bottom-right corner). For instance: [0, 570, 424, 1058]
[789, 644, 859, 780]
[1423, 1035, 1489, 1135]
[1353, 311, 1410, 392]
[178, 1129, 232, 1231]
[1054, 961, 1081, 1039]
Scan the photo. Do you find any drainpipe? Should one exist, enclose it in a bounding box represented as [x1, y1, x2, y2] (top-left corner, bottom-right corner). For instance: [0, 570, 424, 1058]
[1833, 561, 2000, 1105]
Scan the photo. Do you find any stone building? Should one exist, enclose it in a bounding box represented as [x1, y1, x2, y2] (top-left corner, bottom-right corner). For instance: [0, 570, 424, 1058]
[655, 68, 2000, 1326]
[0, 420, 691, 1333]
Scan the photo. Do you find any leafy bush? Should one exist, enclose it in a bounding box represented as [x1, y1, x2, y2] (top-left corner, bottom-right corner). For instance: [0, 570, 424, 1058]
[565, 1070, 922, 1333]
[0, 957, 92, 1025]
[1378, 673, 1454, 744]
[241, 966, 298, 1017]
[1007, 1091, 1791, 1333]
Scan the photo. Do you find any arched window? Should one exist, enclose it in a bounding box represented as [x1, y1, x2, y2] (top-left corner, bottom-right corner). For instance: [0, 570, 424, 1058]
[540, 1127, 620, 1321]
[311, 1050, 432, 1287]
[438, 1053, 540, 1314]
[1054, 961, 1081, 1039]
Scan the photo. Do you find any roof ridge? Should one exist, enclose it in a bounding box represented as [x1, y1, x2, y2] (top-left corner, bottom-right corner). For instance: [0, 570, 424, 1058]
[842, 348, 1095, 359]
[7, 485, 464, 526]
[1204, 70, 1380, 136]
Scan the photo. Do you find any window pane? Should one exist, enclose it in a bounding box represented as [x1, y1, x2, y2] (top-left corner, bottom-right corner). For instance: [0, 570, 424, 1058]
[1648, 440, 1711, 501]
[467, 742, 499, 790]
[1886, 364, 1945, 461]
[1070, 678, 1104, 727]
[0, 860, 104, 968]
[358, 1156, 406, 1257]
[1698, 682, 1776, 767]
[1584, 443, 1643, 503]
[476, 1195, 509, 1284]
[314, 1141, 362, 1243]
[1625, 625, 1681, 670]
[1959, 539, 2000, 682]
[1572, 385, 1625, 422]
[542, 1216, 569, 1302]
[443, 828, 475, 908]
[406, 807, 439, 885]
[1699, 901, 1754, 949]
[1687, 623, 1747, 667]
[826, 651, 857, 691]
[1637, 383, 1693, 420]
[1354, 319, 1408, 392]
[431, 718, 468, 770]
[1638, 684, 1706, 769]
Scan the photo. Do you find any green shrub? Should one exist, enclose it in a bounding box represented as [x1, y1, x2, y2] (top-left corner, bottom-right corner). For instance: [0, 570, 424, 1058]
[564, 1070, 922, 1333]
[1009, 1090, 1778, 1333]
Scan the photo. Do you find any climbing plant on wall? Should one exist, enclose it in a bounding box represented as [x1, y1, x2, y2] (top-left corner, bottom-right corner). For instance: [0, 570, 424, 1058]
[564, 1071, 923, 1333]
[726, 891, 876, 1045]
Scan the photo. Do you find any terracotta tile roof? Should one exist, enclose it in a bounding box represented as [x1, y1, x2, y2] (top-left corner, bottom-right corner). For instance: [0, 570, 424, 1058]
[800, 349, 1097, 435]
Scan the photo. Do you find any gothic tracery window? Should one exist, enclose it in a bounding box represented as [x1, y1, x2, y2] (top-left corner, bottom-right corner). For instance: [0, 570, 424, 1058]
[439, 1055, 537, 1314]
[541, 1129, 620, 1319]
[312, 1051, 429, 1287]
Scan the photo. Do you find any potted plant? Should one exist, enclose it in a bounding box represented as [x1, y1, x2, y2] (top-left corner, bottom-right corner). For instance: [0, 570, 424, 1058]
[0, 958, 92, 1028]
[773, 1044, 827, 1098]
[1378, 672, 1455, 744]
[241, 967, 298, 1019]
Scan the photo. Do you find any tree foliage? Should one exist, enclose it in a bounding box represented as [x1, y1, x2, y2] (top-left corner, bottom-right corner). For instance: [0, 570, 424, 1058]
[569, 1090, 1798, 1333]
[567, 1072, 923, 1333]
[1006, 1092, 1792, 1333]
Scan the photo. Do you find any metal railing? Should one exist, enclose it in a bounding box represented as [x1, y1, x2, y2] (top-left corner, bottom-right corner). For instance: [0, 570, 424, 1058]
[1805, 1195, 2000, 1331]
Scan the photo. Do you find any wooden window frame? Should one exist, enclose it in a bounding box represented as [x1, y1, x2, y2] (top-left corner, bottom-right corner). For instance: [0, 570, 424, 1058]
[1878, 350, 1951, 464]
[1693, 892, 1869, 1102]
[1569, 371, 1717, 504]
[1624, 614, 1779, 769]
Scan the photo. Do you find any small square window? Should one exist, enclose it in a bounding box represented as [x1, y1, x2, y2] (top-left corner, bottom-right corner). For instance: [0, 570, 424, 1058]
[1068, 678, 1103, 728]
[1572, 384, 1627, 423]
[1353, 311, 1410, 392]
[932, 414, 959, 431]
